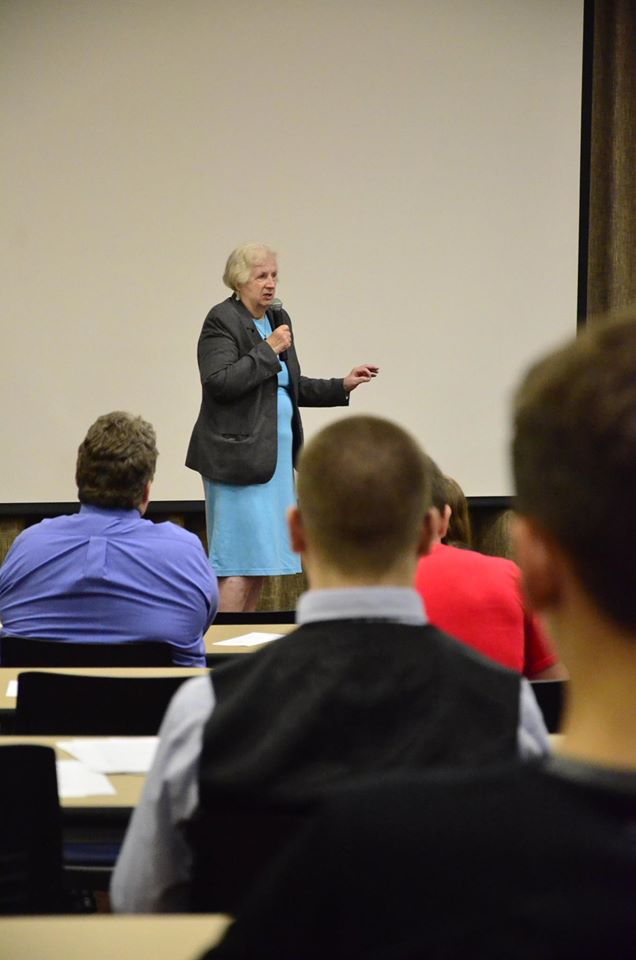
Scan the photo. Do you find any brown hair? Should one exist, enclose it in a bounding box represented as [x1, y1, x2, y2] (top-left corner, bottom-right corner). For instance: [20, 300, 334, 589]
[76, 411, 158, 510]
[427, 457, 448, 514]
[479, 509, 514, 559]
[513, 313, 636, 629]
[296, 415, 432, 576]
[443, 476, 473, 548]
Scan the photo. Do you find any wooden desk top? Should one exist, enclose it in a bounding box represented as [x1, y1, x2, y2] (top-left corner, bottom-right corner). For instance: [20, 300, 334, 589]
[0, 914, 231, 960]
[204, 621, 294, 654]
[0, 735, 146, 808]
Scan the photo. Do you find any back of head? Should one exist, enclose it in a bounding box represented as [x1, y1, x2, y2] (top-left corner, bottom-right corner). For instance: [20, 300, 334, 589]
[76, 411, 157, 510]
[513, 313, 636, 630]
[479, 509, 514, 560]
[296, 415, 431, 577]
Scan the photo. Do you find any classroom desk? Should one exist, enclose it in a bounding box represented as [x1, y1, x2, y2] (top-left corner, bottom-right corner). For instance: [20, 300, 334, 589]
[0, 623, 291, 680]
[0, 628, 296, 715]
[0, 665, 207, 713]
[0, 734, 147, 808]
[0, 914, 232, 960]
[204, 621, 294, 655]
[0, 734, 150, 884]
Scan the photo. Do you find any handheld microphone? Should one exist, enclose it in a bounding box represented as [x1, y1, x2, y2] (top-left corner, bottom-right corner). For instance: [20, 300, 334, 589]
[269, 298, 287, 362]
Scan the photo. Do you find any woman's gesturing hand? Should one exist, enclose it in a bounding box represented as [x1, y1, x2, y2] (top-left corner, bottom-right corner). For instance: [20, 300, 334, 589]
[343, 364, 380, 393]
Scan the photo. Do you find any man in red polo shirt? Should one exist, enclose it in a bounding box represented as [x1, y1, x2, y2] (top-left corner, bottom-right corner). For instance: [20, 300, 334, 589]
[415, 463, 564, 679]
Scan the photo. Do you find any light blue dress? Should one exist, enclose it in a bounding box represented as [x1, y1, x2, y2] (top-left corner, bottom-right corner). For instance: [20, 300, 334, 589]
[203, 316, 302, 576]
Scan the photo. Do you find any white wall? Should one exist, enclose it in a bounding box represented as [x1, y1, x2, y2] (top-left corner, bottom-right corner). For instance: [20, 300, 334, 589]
[1, 0, 584, 501]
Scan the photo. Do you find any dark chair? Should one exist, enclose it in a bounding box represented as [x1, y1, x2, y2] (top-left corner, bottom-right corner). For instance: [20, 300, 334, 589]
[530, 679, 567, 733]
[0, 745, 66, 914]
[212, 611, 295, 625]
[1, 635, 175, 667]
[15, 672, 192, 735]
[205, 651, 244, 667]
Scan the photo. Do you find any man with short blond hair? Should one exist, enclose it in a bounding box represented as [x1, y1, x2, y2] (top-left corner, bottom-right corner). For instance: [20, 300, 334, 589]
[294, 415, 431, 579]
[112, 414, 547, 915]
[0, 411, 217, 665]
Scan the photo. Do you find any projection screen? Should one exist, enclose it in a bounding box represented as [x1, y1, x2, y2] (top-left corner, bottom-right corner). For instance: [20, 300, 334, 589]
[1, 0, 584, 503]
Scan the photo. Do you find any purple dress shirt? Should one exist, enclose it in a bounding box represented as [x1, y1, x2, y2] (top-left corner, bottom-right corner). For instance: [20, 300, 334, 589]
[0, 505, 218, 666]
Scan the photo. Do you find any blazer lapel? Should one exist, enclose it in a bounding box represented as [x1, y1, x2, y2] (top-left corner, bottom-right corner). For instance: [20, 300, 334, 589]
[232, 297, 265, 343]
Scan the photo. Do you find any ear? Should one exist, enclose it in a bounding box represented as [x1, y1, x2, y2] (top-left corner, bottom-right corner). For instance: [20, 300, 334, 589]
[138, 480, 152, 516]
[438, 504, 451, 540]
[426, 505, 450, 553]
[512, 515, 562, 612]
[287, 505, 307, 555]
[417, 510, 436, 557]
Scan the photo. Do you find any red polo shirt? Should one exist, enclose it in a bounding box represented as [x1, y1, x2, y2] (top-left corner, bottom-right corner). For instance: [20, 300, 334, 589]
[415, 543, 557, 676]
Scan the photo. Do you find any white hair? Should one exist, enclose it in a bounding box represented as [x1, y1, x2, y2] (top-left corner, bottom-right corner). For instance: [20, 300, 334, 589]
[222, 242, 277, 293]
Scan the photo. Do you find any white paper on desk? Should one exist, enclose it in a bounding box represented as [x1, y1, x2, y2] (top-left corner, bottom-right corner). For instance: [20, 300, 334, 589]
[56, 737, 159, 774]
[56, 760, 116, 798]
[6, 679, 18, 698]
[214, 632, 283, 647]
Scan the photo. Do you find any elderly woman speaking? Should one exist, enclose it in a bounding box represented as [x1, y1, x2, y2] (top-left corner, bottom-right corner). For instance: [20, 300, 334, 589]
[186, 242, 378, 612]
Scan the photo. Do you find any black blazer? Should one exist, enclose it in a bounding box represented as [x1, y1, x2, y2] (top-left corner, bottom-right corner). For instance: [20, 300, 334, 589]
[186, 297, 348, 484]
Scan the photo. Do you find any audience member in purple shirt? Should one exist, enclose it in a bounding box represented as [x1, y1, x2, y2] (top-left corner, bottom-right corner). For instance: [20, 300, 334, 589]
[0, 412, 217, 666]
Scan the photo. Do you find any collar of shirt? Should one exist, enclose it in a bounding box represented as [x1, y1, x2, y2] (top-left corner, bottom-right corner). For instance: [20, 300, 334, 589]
[78, 504, 142, 521]
[296, 587, 428, 627]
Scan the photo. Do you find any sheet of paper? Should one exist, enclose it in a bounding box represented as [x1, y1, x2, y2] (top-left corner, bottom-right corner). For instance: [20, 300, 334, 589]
[6, 679, 18, 698]
[57, 737, 159, 773]
[56, 760, 116, 798]
[214, 632, 283, 647]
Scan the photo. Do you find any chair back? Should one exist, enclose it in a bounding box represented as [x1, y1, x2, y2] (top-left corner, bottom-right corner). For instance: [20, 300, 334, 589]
[0, 745, 66, 914]
[1, 635, 175, 667]
[530, 679, 567, 733]
[15, 671, 191, 735]
[212, 611, 295, 625]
